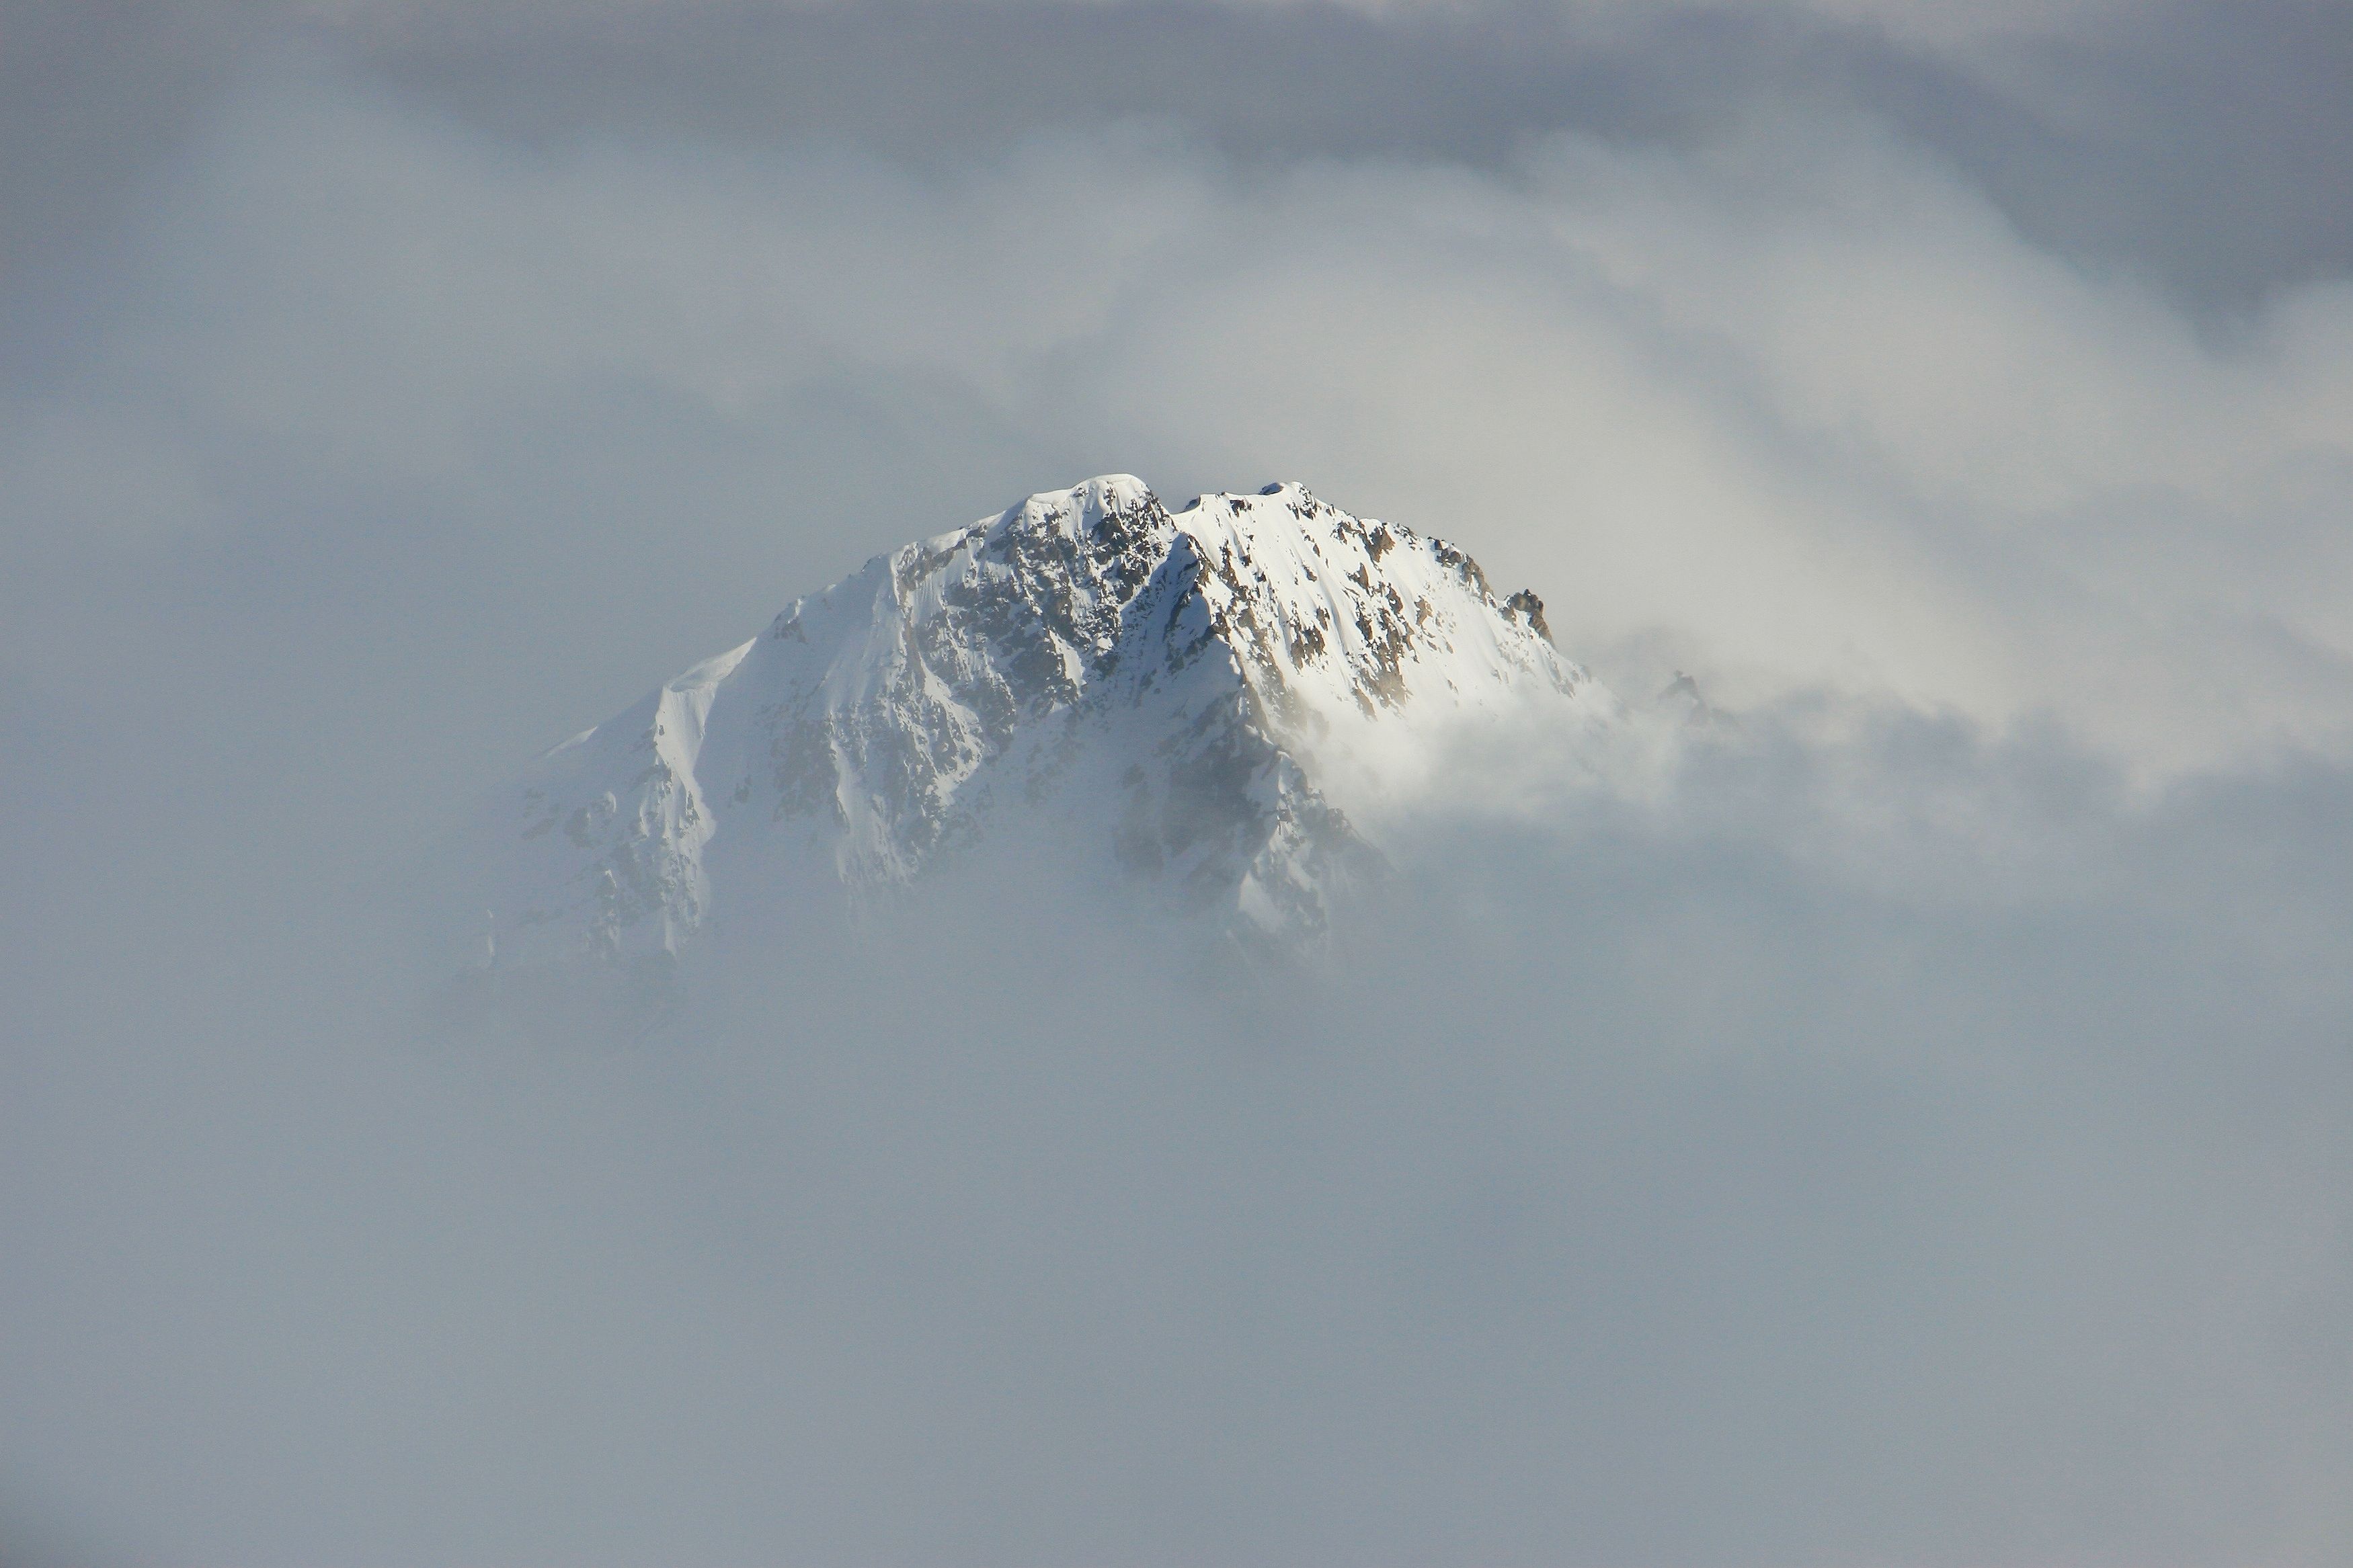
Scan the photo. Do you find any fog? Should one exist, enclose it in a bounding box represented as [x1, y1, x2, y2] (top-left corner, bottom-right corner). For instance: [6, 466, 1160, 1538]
[4, 3, 2350, 1564]
[9, 706, 2349, 1565]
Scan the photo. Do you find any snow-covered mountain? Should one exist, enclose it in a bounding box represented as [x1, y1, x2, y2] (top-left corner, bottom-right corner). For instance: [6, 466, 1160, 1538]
[473, 476, 1615, 967]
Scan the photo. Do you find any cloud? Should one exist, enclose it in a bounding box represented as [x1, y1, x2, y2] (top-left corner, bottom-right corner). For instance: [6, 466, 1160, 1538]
[18, 0, 2348, 306]
[3, 11, 2350, 1566]
[9, 53, 2351, 772]
[7, 700, 2350, 1565]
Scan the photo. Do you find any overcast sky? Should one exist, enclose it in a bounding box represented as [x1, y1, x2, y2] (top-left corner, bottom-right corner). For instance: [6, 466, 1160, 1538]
[3, 3, 2351, 1565]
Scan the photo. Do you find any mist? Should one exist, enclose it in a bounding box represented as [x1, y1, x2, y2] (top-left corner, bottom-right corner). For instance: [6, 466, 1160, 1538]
[5, 3, 2350, 1564]
[9, 702, 2349, 1565]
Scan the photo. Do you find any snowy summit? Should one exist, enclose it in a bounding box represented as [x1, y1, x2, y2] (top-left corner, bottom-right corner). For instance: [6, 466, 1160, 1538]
[475, 477, 1616, 966]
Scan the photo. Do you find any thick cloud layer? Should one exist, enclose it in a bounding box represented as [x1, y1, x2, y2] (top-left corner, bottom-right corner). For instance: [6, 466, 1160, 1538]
[8, 714, 2350, 1566]
[3, 4, 2350, 1565]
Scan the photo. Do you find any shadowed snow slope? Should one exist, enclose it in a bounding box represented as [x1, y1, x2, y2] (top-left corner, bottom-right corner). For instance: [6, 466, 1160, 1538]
[474, 477, 1614, 965]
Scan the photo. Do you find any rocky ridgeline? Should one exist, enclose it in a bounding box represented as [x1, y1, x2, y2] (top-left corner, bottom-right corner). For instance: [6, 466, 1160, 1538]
[475, 476, 1612, 968]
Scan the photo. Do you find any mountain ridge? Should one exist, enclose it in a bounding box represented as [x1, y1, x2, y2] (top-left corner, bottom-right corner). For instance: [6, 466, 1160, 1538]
[473, 475, 1615, 968]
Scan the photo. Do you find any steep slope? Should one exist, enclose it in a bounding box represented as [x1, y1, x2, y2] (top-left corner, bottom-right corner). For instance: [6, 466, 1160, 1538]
[475, 476, 1613, 966]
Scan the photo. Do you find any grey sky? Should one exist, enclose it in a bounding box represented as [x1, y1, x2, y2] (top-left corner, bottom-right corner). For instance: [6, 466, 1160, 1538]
[2, 1, 2349, 1563]
[9, 1, 2352, 315]
[370, 0, 2353, 308]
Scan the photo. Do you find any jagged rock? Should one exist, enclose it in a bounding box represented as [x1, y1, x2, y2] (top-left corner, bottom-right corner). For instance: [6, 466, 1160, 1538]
[1654, 669, 1730, 730]
[1505, 589, 1552, 643]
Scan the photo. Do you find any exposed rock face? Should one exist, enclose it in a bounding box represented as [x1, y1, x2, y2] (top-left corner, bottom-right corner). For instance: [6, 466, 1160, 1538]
[476, 476, 1613, 966]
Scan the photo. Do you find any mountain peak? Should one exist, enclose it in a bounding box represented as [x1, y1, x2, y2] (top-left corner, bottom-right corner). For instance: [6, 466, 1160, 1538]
[473, 478, 1614, 968]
